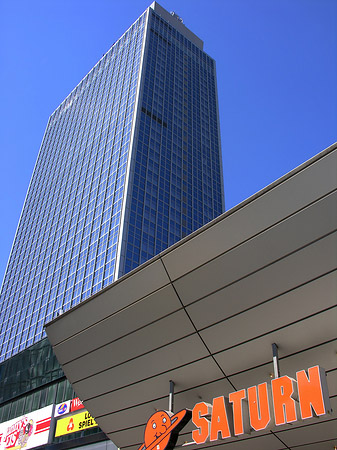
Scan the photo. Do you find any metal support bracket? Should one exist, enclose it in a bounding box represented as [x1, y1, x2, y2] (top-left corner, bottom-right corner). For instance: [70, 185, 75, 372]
[169, 380, 175, 413]
[272, 343, 280, 378]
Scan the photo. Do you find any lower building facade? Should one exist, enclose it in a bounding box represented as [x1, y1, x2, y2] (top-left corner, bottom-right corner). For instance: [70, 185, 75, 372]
[0, 339, 114, 449]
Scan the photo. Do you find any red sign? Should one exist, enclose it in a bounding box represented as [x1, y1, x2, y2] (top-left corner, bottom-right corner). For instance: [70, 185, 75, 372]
[70, 397, 84, 412]
[0, 405, 53, 450]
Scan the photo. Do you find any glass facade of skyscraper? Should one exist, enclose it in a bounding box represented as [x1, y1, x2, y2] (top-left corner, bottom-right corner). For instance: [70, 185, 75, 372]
[121, 9, 223, 273]
[0, 2, 224, 363]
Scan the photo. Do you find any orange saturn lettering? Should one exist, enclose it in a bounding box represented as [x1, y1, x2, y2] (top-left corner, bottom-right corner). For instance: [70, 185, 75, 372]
[209, 396, 233, 441]
[229, 389, 249, 435]
[191, 365, 330, 444]
[297, 365, 331, 419]
[271, 376, 298, 425]
[192, 402, 211, 444]
[247, 383, 271, 431]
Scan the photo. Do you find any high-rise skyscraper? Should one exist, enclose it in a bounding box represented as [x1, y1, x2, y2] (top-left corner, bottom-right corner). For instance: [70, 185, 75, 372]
[0, 2, 224, 363]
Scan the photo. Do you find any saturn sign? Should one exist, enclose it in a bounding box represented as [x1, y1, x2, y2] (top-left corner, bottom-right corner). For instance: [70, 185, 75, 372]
[192, 365, 331, 443]
[138, 365, 331, 450]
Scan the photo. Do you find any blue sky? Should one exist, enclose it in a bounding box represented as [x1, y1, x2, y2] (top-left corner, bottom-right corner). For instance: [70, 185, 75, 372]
[0, 0, 336, 284]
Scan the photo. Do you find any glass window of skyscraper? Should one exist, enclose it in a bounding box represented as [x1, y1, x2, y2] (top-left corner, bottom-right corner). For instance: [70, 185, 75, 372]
[0, 2, 224, 362]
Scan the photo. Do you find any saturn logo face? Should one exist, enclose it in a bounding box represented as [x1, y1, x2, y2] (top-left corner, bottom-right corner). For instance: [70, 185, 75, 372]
[138, 409, 192, 450]
[145, 411, 171, 450]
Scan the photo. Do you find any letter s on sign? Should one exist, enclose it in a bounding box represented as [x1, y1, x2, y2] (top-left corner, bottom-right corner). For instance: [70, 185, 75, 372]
[192, 402, 212, 444]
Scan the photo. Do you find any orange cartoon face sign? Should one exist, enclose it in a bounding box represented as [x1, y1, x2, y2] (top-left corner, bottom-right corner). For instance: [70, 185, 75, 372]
[138, 409, 191, 450]
[144, 411, 172, 450]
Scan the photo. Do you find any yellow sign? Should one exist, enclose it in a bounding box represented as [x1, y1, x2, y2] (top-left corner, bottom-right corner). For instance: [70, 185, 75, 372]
[55, 411, 98, 437]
